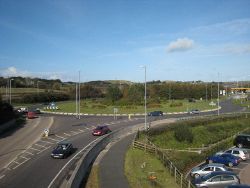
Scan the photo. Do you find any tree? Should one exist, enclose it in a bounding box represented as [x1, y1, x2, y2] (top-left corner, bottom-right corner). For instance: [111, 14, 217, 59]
[127, 84, 144, 105]
[106, 86, 122, 104]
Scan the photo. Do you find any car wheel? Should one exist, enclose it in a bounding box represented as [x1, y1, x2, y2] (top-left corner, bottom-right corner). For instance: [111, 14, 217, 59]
[237, 143, 243, 148]
[194, 173, 200, 178]
[228, 162, 233, 167]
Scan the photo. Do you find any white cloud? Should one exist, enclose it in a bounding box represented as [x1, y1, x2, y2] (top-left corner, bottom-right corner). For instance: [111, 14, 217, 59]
[0, 66, 30, 77]
[167, 38, 194, 53]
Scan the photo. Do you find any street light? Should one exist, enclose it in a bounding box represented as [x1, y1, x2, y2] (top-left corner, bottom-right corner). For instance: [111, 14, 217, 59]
[9, 78, 14, 104]
[217, 73, 220, 116]
[140, 65, 147, 130]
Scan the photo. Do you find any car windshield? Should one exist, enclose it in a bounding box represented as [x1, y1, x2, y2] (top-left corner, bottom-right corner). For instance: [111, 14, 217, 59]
[95, 126, 103, 130]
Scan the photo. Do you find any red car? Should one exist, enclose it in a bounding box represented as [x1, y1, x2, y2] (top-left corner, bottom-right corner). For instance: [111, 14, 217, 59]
[27, 111, 37, 119]
[92, 126, 111, 136]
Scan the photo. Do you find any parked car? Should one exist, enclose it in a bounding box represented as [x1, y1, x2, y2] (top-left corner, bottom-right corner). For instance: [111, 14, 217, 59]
[224, 148, 249, 161]
[92, 125, 111, 136]
[148, 111, 163, 116]
[51, 141, 73, 159]
[234, 134, 250, 149]
[192, 171, 240, 188]
[189, 109, 200, 114]
[226, 185, 250, 188]
[190, 163, 229, 178]
[206, 153, 241, 167]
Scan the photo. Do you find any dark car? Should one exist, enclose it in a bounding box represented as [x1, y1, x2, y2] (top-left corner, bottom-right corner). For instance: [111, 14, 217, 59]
[227, 185, 250, 188]
[234, 134, 250, 148]
[51, 142, 73, 159]
[192, 171, 240, 188]
[92, 125, 111, 136]
[206, 153, 241, 167]
[148, 111, 163, 116]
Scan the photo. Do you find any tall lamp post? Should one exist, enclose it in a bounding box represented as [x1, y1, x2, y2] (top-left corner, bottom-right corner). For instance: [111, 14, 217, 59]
[217, 73, 220, 116]
[10, 78, 14, 104]
[140, 66, 147, 130]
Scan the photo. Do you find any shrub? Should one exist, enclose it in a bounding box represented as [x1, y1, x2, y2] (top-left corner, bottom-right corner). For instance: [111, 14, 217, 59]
[170, 102, 183, 107]
[147, 103, 162, 108]
[174, 125, 193, 143]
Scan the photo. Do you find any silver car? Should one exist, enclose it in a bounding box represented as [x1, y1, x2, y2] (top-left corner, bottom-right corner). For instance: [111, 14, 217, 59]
[193, 171, 240, 188]
[224, 148, 249, 161]
[190, 163, 229, 178]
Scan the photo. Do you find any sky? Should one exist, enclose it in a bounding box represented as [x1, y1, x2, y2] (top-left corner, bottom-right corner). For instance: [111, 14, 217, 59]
[0, 0, 250, 82]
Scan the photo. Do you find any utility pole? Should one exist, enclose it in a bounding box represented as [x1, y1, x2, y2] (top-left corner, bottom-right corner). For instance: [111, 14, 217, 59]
[217, 73, 220, 116]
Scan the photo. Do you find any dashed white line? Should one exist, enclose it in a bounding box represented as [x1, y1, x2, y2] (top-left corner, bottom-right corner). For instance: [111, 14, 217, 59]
[85, 127, 91, 130]
[36, 146, 51, 154]
[12, 159, 30, 170]
[78, 129, 85, 132]
[13, 161, 20, 165]
[0, 175, 5, 179]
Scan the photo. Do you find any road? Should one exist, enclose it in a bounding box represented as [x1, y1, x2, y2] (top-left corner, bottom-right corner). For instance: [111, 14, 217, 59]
[0, 99, 246, 187]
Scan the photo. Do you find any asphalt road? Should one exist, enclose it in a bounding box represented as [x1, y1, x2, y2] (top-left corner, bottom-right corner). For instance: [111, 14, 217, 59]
[0, 98, 246, 187]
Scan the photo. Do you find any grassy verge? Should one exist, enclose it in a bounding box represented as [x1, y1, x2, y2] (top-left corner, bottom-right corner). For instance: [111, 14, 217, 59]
[125, 147, 179, 188]
[85, 165, 99, 188]
[44, 99, 215, 114]
[137, 115, 250, 173]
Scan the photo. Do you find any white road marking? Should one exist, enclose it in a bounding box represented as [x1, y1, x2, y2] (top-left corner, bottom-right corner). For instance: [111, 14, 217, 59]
[78, 129, 84, 132]
[70, 131, 79, 135]
[24, 151, 34, 155]
[63, 133, 71, 136]
[55, 135, 65, 139]
[85, 127, 91, 130]
[13, 161, 20, 165]
[40, 140, 54, 144]
[46, 137, 61, 142]
[0, 175, 5, 179]
[36, 146, 51, 154]
[35, 143, 47, 148]
[29, 147, 41, 151]
[48, 137, 102, 188]
[12, 158, 30, 170]
[20, 156, 31, 160]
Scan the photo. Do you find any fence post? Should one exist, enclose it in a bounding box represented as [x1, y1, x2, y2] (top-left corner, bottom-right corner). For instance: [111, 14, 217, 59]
[175, 167, 177, 183]
[188, 180, 191, 188]
[180, 174, 183, 188]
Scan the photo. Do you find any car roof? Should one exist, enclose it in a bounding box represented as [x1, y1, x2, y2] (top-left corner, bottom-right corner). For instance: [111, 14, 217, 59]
[204, 163, 225, 168]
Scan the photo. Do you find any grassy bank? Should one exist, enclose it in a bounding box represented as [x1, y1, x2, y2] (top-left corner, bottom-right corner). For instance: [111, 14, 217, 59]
[125, 147, 179, 188]
[137, 115, 250, 173]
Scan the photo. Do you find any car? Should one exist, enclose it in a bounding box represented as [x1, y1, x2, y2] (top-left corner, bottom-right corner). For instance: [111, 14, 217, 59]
[224, 148, 249, 161]
[148, 111, 163, 116]
[206, 153, 241, 167]
[234, 134, 250, 149]
[27, 111, 37, 119]
[190, 163, 229, 178]
[189, 109, 200, 114]
[92, 126, 111, 136]
[51, 141, 73, 159]
[226, 185, 250, 188]
[192, 171, 240, 188]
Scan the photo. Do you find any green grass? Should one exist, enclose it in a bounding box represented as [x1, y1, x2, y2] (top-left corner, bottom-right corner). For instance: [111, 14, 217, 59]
[44, 99, 216, 114]
[233, 99, 250, 110]
[137, 115, 250, 173]
[125, 147, 179, 188]
[85, 165, 99, 188]
[148, 118, 250, 149]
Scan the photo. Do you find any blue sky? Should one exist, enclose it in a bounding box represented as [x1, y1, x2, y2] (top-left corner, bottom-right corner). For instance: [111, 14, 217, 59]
[0, 0, 250, 82]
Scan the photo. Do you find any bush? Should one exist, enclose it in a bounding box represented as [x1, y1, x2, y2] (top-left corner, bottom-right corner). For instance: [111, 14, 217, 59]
[174, 125, 193, 143]
[147, 103, 162, 108]
[170, 102, 183, 107]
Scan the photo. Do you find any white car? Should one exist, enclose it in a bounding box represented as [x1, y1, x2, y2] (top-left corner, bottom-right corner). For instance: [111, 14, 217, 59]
[224, 148, 249, 161]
